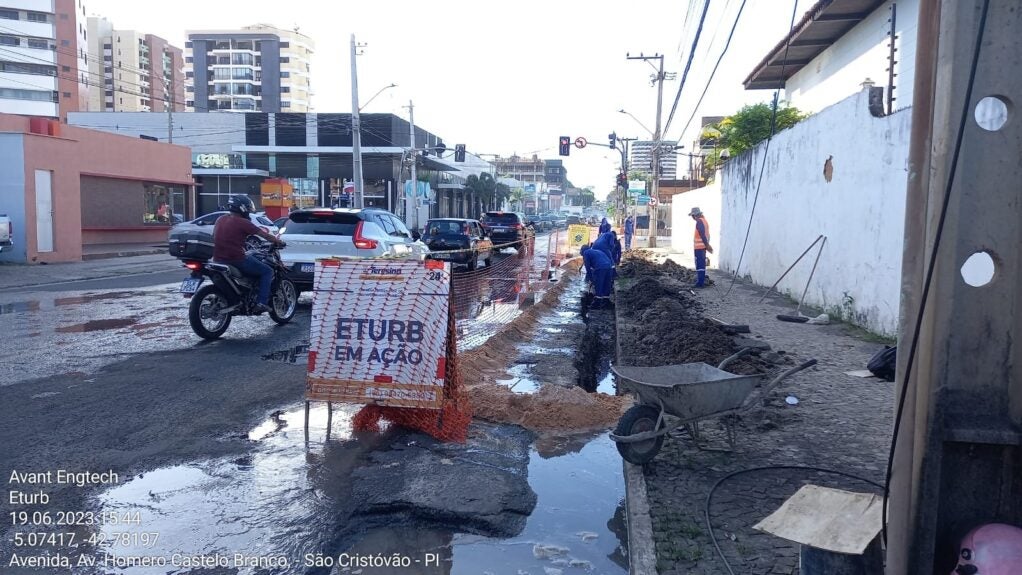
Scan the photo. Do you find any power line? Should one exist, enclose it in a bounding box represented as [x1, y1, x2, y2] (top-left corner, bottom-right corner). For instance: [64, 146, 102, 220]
[722, 0, 801, 300]
[670, 0, 749, 144]
[662, 0, 712, 136]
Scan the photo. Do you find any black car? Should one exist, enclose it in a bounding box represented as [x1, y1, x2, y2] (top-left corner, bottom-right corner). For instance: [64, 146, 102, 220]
[421, 218, 493, 270]
[480, 211, 532, 251]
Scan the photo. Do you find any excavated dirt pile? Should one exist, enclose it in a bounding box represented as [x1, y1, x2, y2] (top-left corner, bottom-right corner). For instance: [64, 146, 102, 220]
[617, 256, 773, 375]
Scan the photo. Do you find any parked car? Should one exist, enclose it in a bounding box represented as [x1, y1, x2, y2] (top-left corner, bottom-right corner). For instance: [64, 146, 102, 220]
[538, 214, 557, 231]
[479, 211, 532, 251]
[553, 214, 568, 228]
[0, 214, 11, 253]
[421, 218, 493, 271]
[566, 215, 583, 226]
[279, 207, 428, 292]
[524, 213, 545, 232]
[168, 211, 279, 260]
[273, 216, 289, 230]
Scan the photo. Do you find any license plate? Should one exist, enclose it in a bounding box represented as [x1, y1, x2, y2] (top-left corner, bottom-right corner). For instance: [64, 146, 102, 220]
[180, 278, 202, 294]
[492, 227, 507, 232]
[300, 263, 315, 273]
[431, 252, 451, 259]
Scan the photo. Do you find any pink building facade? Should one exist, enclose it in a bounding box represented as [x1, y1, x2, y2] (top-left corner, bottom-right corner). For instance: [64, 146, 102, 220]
[0, 113, 193, 263]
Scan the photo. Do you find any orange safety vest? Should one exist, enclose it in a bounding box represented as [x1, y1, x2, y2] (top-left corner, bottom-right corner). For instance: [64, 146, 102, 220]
[693, 215, 710, 250]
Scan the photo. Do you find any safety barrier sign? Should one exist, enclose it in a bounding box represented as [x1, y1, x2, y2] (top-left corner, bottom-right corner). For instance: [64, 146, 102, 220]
[568, 225, 591, 248]
[306, 259, 451, 409]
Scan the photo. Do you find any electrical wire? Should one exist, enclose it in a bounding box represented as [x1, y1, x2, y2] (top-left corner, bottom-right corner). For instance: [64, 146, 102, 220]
[705, 465, 883, 575]
[881, 0, 992, 545]
[662, 0, 712, 137]
[721, 0, 800, 300]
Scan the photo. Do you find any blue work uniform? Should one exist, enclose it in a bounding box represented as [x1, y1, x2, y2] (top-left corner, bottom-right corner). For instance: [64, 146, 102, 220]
[599, 218, 611, 234]
[582, 246, 615, 308]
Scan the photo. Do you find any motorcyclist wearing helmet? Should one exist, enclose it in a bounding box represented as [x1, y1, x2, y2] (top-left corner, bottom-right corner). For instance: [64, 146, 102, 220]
[212, 195, 283, 314]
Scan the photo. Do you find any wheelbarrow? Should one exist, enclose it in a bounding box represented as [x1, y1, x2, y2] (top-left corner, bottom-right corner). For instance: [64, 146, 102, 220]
[610, 348, 818, 464]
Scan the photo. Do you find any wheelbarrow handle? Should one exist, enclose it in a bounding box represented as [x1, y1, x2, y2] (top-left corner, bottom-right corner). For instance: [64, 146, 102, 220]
[718, 347, 755, 371]
[739, 359, 818, 413]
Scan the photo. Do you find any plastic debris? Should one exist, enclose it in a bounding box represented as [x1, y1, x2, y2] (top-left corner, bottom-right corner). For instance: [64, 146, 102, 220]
[577, 531, 599, 542]
[807, 313, 831, 325]
[786, 395, 800, 405]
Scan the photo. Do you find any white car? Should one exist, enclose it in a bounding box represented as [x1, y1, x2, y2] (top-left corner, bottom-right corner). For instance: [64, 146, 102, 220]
[280, 207, 429, 292]
[168, 211, 279, 243]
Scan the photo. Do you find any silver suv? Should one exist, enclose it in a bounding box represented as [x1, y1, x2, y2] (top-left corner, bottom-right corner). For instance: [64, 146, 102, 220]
[279, 207, 429, 291]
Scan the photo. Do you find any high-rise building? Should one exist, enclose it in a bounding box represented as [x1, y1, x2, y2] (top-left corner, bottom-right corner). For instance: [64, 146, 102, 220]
[629, 140, 678, 179]
[0, 0, 88, 119]
[184, 24, 314, 113]
[86, 17, 184, 113]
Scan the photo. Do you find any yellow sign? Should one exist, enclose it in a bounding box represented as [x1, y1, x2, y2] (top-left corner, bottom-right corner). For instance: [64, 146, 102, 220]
[568, 224, 591, 248]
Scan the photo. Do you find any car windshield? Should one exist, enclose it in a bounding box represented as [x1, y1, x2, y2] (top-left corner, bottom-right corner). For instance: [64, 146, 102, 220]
[483, 213, 519, 224]
[426, 220, 466, 235]
[282, 212, 360, 236]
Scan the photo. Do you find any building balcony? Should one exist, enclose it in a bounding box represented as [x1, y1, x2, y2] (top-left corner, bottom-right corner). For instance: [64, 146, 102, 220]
[3, 45, 56, 64]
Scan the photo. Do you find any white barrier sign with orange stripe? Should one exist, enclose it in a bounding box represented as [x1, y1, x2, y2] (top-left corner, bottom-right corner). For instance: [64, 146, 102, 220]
[306, 258, 450, 409]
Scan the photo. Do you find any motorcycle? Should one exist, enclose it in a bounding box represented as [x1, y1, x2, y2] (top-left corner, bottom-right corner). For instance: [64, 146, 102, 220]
[178, 243, 298, 340]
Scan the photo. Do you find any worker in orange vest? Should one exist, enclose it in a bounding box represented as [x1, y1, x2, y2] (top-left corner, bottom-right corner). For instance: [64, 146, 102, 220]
[690, 207, 713, 288]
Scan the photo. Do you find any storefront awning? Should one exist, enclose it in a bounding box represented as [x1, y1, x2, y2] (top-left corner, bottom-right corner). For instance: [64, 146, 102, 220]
[193, 168, 270, 176]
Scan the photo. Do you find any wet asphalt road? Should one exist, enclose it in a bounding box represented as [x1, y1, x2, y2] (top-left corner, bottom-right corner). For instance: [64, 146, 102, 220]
[0, 232, 615, 574]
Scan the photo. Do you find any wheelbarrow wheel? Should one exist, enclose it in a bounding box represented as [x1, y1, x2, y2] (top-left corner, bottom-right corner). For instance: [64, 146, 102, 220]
[614, 405, 666, 465]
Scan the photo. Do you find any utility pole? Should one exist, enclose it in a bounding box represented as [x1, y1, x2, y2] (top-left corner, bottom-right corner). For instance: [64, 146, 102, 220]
[350, 35, 365, 208]
[165, 59, 174, 143]
[627, 53, 666, 247]
[404, 100, 419, 232]
[887, 1, 1021, 574]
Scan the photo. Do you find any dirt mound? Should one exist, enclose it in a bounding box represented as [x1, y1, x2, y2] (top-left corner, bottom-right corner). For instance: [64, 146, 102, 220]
[618, 253, 710, 286]
[618, 277, 693, 314]
[467, 380, 631, 433]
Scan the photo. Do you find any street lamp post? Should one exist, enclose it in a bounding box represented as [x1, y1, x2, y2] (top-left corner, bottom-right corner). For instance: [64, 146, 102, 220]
[360, 83, 397, 113]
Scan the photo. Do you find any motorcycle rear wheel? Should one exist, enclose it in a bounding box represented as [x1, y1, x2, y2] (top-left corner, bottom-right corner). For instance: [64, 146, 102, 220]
[189, 285, 233, 339]
[269, 279, 298, 325]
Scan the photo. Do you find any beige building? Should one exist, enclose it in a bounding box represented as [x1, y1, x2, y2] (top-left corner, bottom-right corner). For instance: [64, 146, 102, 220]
[184, 24, 314, 113]
[86, 16, 184, 112]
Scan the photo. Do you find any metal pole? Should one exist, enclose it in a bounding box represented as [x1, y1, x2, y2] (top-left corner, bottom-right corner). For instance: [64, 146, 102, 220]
[166, 60, 174, 143]
[649, 55, 664, 248]
[350, 35, 365, 208]
[407, 100, 418, 232]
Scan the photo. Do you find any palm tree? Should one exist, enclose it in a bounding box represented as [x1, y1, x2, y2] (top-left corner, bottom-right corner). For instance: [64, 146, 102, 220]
[509, 187, 525, 212]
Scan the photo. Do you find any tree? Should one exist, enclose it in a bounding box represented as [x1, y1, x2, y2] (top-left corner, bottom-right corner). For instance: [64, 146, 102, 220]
[479, 172, 497, 212]
[579, 187, 595, 208]
[509, 187, 525, 211]
[712, 102, 808, 163]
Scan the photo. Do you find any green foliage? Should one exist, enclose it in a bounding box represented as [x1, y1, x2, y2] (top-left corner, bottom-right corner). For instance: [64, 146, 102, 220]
[579, 187, 595, 208]
[709, 102, 808, 166]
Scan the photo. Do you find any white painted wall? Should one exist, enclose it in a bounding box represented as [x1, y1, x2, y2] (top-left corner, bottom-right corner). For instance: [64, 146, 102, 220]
[785, 0, 918, 114]
[0, 99, 57, 116]
[719, 88, 911, 336]
[670, 179, 721, 270]
[3, 0, 54, 11]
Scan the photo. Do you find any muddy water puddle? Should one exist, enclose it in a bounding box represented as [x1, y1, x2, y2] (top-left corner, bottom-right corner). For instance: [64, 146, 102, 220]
[92, 404, 626, 575]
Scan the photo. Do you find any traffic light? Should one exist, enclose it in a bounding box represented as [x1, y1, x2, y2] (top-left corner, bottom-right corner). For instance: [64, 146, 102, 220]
[609, 132, 617, 149]
[559, 136, 571, 157]
[454, 144, 466, 162]
[616, 172, 627, 188]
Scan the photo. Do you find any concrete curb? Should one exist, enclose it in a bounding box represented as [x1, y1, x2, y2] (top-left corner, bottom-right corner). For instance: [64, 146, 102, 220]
[82, 247, 168, 260]
[614, 277, 660, 575]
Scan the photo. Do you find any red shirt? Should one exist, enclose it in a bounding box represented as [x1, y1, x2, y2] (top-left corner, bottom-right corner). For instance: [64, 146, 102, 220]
[213, 214, 260, 262]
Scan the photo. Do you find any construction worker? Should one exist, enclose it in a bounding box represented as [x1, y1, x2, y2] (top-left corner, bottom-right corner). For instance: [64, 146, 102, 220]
[592, 230, 619, 265]
[581, 244, 615, 309]
[599, 217, 611, 235]
[690, 207, 713, 288]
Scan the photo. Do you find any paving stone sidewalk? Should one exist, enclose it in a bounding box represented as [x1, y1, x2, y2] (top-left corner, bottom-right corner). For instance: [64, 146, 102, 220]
[636, 269, 894, 575]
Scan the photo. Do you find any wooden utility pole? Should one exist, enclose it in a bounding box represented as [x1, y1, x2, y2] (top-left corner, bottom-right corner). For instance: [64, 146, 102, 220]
[887, 1, 1021, 573]
[627, 53, 666, 247]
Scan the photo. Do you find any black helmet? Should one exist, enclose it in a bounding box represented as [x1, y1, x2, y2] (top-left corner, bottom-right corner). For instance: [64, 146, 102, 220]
[226, 195, 255, 215]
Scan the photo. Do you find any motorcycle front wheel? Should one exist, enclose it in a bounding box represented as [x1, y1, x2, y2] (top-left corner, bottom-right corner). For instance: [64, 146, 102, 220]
[189, 285, 233, 339]
[269, 278, 298, 325]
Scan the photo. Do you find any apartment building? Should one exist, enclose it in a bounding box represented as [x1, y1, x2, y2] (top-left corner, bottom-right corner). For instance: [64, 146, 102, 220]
[0, 0, 88, 119]
[184, 24, 313, 112]
[86, 16, 184, 112]
[629, 140, 679, 179]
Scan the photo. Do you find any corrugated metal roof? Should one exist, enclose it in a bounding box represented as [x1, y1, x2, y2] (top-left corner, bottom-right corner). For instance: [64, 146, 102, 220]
[744, 0, 888, 90]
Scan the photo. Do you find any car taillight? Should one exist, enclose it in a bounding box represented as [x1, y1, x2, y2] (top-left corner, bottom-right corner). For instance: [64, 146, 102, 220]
[184, 261, 202, 270]
[512, 223, 523, 229]
[353, 221, 378, 250]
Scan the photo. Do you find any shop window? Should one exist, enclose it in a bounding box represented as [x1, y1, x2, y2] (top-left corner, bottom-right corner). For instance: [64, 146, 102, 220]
[144, 184, 184, 224]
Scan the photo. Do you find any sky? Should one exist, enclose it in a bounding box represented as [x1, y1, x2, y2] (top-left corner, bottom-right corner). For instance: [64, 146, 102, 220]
[85, 0, 802, 199]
